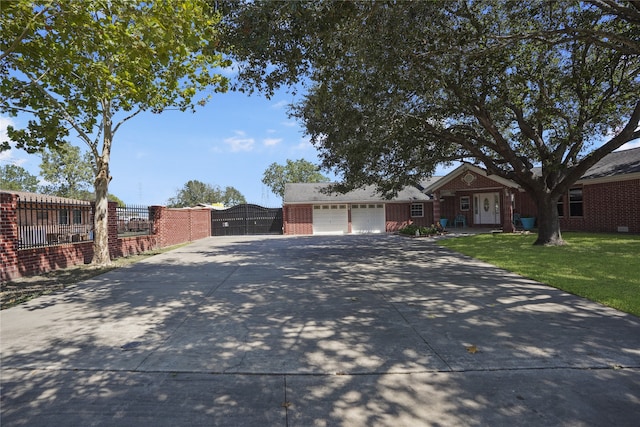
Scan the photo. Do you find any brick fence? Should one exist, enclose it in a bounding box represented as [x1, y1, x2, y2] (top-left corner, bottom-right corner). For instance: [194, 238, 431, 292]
[1, 193, 211, 281]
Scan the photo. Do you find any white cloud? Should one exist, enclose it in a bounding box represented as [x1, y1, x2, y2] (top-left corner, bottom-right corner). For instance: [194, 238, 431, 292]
[224, 130, 254, 152]
[263, 138, 282, 147]
[0, 116, 27, 166]
[271, 100, 288, 109]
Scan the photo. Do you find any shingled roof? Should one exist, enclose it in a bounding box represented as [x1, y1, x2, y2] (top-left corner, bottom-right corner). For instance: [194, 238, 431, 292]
[580, 146, 640, 180]
[284, 183, 432, 204]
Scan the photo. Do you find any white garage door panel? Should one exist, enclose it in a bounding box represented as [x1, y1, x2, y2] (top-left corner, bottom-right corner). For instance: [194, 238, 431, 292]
[351, 204, 385, 234]
[313, 205, 348, 235]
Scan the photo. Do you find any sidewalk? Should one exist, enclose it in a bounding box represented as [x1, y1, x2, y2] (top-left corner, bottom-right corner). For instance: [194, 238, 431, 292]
[1, 234, 639, 426]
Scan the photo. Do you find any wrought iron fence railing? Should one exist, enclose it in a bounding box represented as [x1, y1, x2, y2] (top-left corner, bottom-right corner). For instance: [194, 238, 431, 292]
[17, 195, 94, 249]
[116, 205, 154, 236]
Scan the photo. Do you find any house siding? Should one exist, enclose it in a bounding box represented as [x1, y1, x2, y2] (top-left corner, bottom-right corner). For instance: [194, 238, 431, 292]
[386, 202, 433, 232]
[560, 178, 640, 233]
[283, 204, 313, 235]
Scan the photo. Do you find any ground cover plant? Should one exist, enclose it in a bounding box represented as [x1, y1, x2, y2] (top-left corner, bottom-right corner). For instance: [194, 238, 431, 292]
[439, 232, 640, 317]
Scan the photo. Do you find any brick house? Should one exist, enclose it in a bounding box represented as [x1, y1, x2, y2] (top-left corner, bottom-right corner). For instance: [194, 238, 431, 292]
[283, 147, 640, 235]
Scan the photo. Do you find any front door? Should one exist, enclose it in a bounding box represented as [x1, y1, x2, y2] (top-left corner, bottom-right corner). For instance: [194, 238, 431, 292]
[474, 192, 501, 225]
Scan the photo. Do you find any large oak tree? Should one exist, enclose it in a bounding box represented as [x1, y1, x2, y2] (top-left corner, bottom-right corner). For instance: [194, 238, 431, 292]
[223, 0, 640, 245]
[1, 1, 230, 264]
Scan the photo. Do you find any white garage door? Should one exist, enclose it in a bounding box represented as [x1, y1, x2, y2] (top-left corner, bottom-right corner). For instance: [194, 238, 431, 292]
[351, 204, 386, 234]
[313, 204, 348, 235]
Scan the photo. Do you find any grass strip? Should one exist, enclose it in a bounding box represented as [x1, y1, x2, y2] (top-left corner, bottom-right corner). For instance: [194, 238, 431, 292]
[439, 232, 640, 317]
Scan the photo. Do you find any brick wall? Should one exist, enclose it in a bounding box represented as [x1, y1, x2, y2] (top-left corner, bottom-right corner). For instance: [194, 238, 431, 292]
[283, 205, 313, 235]
[1, 194, 212, 281]
[561, 179, 640, 233]
[386, 202, 434, 231]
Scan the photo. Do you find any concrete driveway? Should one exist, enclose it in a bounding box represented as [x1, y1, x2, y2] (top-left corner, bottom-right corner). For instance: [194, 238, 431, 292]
[1, 235, 639, 426]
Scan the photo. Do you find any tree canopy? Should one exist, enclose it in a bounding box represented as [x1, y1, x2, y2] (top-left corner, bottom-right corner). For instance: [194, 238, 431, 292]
[1, 0, 230, 264]
[224, 0, 640, 245]
[168, 180, 246, 208]
[0, 163, 39, 192]
[39, 144, 94, 199]
[262, 158, 330, 199]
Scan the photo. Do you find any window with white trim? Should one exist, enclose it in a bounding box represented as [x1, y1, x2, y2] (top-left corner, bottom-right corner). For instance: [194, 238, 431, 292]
[411, 203, 424, 218]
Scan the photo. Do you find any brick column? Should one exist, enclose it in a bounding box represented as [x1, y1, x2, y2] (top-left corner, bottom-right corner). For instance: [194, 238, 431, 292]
[0, 192, 20, 281]
[150, 206, 165, 247]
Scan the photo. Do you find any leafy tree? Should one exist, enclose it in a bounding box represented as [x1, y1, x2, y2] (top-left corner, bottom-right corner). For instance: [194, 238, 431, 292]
[224, 1, 640, 245]
[262, 158, 330, 199]
[168, 180, 246, 207]
[221, 186, 246, 206]
[39, 144, 93, 199]
[1, 1, 230, 264]
[0, 164, 39, 192]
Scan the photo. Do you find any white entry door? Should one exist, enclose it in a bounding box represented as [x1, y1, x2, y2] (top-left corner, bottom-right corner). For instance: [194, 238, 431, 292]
[351, 204, 385, 234]
[313, 204, 348, 235]
[474, 193, 501, 225]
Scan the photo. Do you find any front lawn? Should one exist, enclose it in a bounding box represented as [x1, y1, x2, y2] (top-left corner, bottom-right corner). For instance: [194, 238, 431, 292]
[439, 232, 640, 317]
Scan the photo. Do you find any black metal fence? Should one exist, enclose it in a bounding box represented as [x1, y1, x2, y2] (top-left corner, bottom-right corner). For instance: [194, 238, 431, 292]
[16, 195, 93, 249]
[116, 205, 154, 236]
[211, 204, 283, 236]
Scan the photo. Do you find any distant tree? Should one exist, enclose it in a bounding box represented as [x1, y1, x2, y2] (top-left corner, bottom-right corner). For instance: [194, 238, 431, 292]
[221, 186, 246, 206]
[39, 144, 93, 199]
[262, 159, 329, 199]
[168, 180, 246, 208]
[1, 1, 230, 265]
[0, 164, 39, 192]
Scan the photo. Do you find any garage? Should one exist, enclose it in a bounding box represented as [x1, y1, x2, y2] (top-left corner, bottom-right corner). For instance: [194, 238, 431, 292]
[351, 204, 386, 234]
[312, 204, 348, 235]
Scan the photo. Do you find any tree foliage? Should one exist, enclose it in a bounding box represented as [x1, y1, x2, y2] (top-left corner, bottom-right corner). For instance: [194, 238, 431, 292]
[39, 144, 94, 199]
[262, 158, 330, 199]
[1, 0, 230, 264]
[224, 0, 640, 245]
[0, 163, 39, 192]
[168, 180, 246, 208]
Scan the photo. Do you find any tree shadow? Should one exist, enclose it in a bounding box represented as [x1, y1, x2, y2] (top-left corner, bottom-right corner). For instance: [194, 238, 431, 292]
[1, 235, 639, 425]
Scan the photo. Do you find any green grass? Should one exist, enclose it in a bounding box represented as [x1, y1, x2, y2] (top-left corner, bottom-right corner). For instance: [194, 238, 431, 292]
[439, 232, 640, 317]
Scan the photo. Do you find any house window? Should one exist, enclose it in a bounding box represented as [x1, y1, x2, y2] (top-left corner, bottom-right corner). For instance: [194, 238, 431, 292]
[73, 209, 82, 224]
[59, 209, 69, 225]
[569, 188, 583, 217]
[411, 203, 424, 218]
[460, 196, 470, 211]
[557, 197, 564, 218]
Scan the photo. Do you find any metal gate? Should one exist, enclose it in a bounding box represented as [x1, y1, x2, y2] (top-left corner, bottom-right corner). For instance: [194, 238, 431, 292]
[211, 204, 283, 236]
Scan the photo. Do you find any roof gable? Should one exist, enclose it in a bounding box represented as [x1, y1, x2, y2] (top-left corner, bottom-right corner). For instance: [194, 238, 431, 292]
[422, 163, 519, 194]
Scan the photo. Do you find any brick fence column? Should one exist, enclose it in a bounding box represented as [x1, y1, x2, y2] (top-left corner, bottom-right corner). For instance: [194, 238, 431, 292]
[0, 192, 20, 281]
[150, 206, 166, 247]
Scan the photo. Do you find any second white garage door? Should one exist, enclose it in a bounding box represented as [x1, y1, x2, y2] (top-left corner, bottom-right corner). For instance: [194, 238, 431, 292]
[313, 204, 348, 235]
[351, 204, 386, 234]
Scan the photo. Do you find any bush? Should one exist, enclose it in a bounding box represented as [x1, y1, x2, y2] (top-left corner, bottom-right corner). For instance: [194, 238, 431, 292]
[398, 224, 441, 236]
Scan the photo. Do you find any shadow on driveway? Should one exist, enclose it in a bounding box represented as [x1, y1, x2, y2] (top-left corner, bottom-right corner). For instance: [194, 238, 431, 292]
[2, 235, 639, 426]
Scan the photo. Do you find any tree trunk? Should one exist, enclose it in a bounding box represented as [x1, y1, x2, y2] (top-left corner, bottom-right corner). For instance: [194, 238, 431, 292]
[533, 193, 565, 246]
[91, 164, 111, 265]
[91, 107, 113, 266]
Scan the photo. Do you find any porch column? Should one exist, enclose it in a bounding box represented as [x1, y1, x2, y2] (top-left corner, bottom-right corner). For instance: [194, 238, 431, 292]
[503, 189, 515, 233]
[433, 191, 442, 222]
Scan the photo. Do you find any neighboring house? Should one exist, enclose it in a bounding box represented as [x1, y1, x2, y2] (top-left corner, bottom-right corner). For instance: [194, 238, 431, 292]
[283, 147, 640, 235]
[3, 190, 94, 247]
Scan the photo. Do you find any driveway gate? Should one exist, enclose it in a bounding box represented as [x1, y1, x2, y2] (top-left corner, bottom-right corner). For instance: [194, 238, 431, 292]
[211, 204, 283, 236]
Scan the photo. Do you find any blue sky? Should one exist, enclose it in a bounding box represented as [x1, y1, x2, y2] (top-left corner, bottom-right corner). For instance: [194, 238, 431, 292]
[1, 87, 333, 206]
[1, 86, 638, 207]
